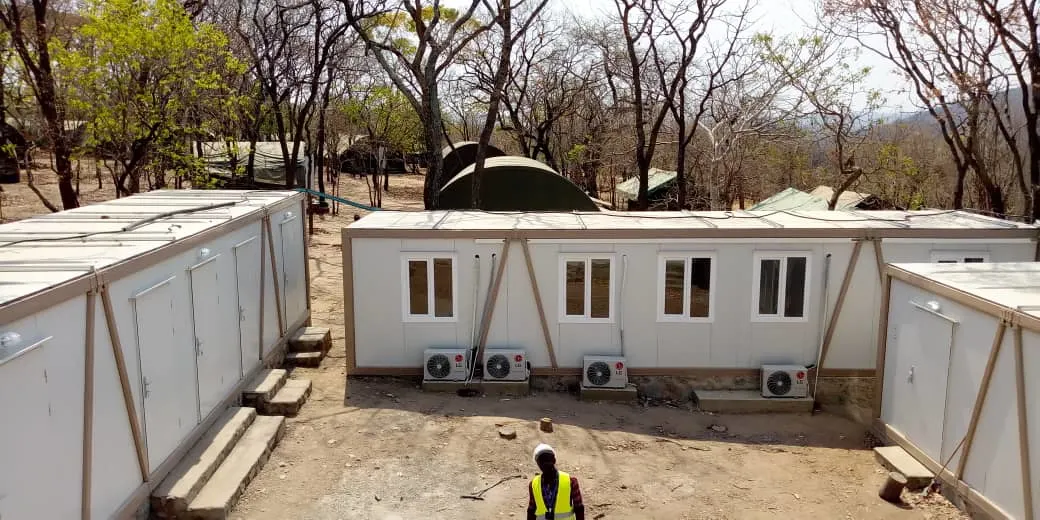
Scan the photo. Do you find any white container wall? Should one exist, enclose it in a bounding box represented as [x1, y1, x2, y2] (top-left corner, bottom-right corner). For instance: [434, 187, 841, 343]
[0, 190, 309, 520]
[880, 262, 1040, 520]
[344, 210, 1037, 375]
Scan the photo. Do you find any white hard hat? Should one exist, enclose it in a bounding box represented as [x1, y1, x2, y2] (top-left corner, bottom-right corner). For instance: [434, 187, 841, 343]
[533, 443, 555, 463]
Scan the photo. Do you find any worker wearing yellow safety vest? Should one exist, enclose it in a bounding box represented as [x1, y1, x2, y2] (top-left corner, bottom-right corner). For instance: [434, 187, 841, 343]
[527, 444, 585, 520]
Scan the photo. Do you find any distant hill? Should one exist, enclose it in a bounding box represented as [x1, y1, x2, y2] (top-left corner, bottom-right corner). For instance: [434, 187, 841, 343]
[895, 87, 1025, 129]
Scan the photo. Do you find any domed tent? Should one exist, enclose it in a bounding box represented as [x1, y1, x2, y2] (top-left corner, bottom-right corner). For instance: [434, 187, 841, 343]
[439, 141, 505, 190]
[437, 156, 600, 211]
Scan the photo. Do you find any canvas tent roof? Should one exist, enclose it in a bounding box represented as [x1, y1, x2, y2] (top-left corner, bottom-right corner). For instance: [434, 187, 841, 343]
[200, 141, 306, 186]
[439, 142, 506, 190]
[751, 186, 877, 211]
[437, 156, 600, 212]
[809, 185, 873, 208]
[615, 168, 677, 200]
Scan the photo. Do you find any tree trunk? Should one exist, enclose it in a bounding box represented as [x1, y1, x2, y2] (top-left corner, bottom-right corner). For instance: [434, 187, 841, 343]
[421, 94, 446, 209]
[953, 165, 967, 209]
[473, 2, 513, 210]
[676, 120, 687, 209]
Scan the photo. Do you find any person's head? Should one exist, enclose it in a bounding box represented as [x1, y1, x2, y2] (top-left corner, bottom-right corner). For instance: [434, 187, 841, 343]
[533, 444, 556, 473]
[353, 214, 361, 221]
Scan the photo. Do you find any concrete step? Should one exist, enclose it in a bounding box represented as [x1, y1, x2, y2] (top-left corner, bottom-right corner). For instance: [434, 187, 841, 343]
[183, 415, 286, 520]
[874, 445, 934, 490]
[581, 384, 639, 403]
[260, 379, 312, 416]
[288, 326, 331, 353]
[695, 390, 813, 414]
[285, 351, 324, 368]
[241, 369, 288, 408]
[151, 407, 257, 518]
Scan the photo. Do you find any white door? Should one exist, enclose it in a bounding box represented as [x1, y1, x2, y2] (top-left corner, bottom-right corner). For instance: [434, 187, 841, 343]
[279, 213, 306, 326]
[234, 236, 262, 375]
[189, 256, 238, 420]
[0, 339, 54, 518]
[884, 309, 953, 461]
[133, 277, 196, 471]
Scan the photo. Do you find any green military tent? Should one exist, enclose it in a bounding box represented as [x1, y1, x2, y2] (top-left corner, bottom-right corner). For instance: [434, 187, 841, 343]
[438, 142, 506, 191]
[438, 156, 600, 211]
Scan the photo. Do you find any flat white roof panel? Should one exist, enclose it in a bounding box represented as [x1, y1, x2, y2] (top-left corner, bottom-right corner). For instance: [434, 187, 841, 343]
[892, 262, 1040, 312]
[349, 209, 1037, 232]
[0, 190, 300, 306]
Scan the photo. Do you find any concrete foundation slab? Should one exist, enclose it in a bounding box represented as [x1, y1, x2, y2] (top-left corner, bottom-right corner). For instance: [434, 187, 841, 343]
[874, 446, 934, 490]
[185, 415, 285, 520]
[421, 378, 530, 396]
[288, 326, 331, 354]
[151, 407, 257, 518]
[695, 390, 813, 414]
[580, 385, 639, 403]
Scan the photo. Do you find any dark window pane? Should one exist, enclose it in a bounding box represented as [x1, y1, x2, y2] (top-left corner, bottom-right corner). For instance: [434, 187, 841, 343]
[408, 260, 428, 315]
[565, 261, 585, 316]
[433, 258, 453, 317]
[784, 257, 807, 317]
[663, 260, 685, 315]
[937, 260, 958, 264]
[590, 259, 611, 318]
[690, 258, 711, 318]
[758, 259, 780, 315]
[964, 257, 985, 263]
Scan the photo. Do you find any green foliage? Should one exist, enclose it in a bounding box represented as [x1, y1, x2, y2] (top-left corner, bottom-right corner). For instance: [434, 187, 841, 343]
[342, 86, 423, 153]
[566, 144, 587, 163]
[57, 0, 245, 182]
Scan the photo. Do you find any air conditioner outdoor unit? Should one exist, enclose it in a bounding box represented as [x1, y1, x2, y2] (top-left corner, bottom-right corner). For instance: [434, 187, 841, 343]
[761, 365, 809, 398]
[583, 356, 628, 389]
[483, 349, 529, 381]
[423, 349, 470, 381]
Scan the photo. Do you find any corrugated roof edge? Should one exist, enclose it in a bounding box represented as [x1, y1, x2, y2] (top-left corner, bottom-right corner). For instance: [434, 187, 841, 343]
[0, 191, 305, 325]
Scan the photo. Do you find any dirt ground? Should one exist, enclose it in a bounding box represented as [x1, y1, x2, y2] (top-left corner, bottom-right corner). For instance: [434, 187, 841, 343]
[3, 166, 966, 519]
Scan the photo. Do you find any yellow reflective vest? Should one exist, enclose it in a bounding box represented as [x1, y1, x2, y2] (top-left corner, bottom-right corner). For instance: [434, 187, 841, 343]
[532, 471, 574, 519]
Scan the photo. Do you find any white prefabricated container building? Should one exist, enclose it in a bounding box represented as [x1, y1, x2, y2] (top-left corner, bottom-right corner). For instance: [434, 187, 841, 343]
[0, 190, 310, 519]
[877, 262, 1040, 520]
[343, 210, 1037, 401]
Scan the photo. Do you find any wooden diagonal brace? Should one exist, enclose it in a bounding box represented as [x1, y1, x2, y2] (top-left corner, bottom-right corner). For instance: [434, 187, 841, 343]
[100, 286, 149, 481]
[521, 239, 557, 370]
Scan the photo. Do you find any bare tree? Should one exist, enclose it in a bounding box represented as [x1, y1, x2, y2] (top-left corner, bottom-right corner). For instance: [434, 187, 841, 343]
[341, 0, 490, 208]
[694, 35, 806, 209]
[0, 0, 78, 209]
[466, 0, 549, 208]
[604, 0, 724, 210]
[974, 0, 1039, 220]
[764, 31, 884, 209]
[667, 0, 751, 209]
[824, 0, 1010, 215]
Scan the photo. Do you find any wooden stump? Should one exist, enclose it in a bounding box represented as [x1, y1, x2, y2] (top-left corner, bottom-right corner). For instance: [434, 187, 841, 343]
[540, 418, 553, 433]
[879, 471, 908, 503]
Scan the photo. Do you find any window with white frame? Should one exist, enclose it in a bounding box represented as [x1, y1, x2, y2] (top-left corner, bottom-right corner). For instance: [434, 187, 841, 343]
[402, 255, 456, 320]
[560, 255, 614, 321]
[658, 254, 715, 321]
[930, 251, 990, 264]
[752, 252, 810, 320]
